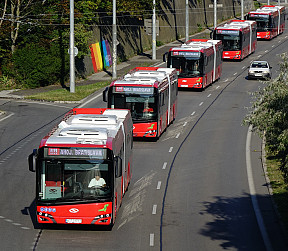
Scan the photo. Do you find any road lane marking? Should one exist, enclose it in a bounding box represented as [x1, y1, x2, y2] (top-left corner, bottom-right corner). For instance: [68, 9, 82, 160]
[169, 147, 173, 152]
[78, 93, 102, 108]
[246, 126, 273, 251]
[207, 94, 211, 98]
[0, 113, 14, 122]
[176, 133, 180, 138]
[191, 111, 195, 116]
[152, 205, 157, 215]
[233, 72, 237, 75]
[199, 102, 203, 106]
[162, 162, 167, 169]
[183, 122, 187, 127]
[216, 86, 220, 89]
[150, 233, 155, 246]
[157, 181, 161, 190]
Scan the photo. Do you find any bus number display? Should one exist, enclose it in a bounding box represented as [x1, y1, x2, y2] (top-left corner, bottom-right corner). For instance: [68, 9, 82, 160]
[216, 30, 239, 35]
[114, 86, 154, 94]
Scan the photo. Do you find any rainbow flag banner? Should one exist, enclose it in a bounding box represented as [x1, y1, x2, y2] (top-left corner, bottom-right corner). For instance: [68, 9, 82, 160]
[90, 40, 112, 72]
[102, 40, 112, 68]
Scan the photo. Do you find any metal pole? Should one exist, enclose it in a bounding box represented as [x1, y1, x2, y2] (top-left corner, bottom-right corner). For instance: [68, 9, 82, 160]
[69, 0, 75, 93]
[214, 0, 217, 29]
[152, 0, 156, 60]
[241, 0, 244, 20]
[112, 0, 117, 79]
[185, 0, 189, 41]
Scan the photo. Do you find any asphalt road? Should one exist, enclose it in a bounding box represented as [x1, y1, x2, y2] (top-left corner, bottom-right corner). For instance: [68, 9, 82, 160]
[0, 27, 288, 250]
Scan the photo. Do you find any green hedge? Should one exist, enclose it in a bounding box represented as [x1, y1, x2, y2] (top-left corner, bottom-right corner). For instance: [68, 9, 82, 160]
[11, 44, 69, 89]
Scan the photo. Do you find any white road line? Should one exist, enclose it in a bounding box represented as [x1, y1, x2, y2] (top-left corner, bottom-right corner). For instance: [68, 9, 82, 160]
[150, 233, 155, 246]
[233, 72, 237, 76]
[242, 66, 246, 69]
[216, 86, 220, 89]
[152, 205, 157, 215]
[0, 113, 14, 122]
[191, 111, 195, 116]
[285, 36, 288, 39]
[169, 147, 173, 152]
[154, 62, 165, 67]
[224, 79, 229, 82]
[246, 125, 273, 251]
[258, 55, 262, 58]
[207, 94, 211, 98]
[162, 162, 167, 169]
[199, 102, 203, 106]
[78, 93, 102, 108]
[278, 40, 281, 43]
[183, 122, 187, 127]
[265, 50, 269, 53]
[176, 133, 180, 138]
[272, 45, 275, 48]
[157, 181, 161, 190]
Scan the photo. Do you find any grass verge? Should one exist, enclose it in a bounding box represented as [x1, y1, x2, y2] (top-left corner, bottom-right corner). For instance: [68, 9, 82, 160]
[26, 81, 109, 102]
[266, 153, 288, 232]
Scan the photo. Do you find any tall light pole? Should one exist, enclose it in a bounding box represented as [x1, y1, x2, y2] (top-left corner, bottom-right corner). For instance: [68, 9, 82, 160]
[185, 0, 189, 41]
[152, 0, 156, 60]
[241, 0, 244, 20]
[214, 0, 217, 29]
[112, 0, 117, 79]
[69, 0, 75, 93]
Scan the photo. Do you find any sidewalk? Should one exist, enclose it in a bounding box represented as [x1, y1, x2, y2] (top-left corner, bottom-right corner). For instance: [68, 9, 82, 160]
[0, 30, 211, 100]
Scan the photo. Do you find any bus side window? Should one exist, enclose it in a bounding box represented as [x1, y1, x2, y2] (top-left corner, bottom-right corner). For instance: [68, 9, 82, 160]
[115, 156, 122, 178]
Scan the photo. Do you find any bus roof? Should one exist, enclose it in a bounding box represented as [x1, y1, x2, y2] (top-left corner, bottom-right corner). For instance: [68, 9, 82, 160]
[216, 20, 256, 31]
[170, 39, 222, 52]
[41, 109, 131, 147]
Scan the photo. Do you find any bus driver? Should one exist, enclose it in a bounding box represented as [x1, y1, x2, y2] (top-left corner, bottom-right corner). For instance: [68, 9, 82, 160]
[88, 173, 106, 188]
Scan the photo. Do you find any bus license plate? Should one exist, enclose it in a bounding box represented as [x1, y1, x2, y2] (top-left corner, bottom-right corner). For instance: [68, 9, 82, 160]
[65, 219, 82, 224]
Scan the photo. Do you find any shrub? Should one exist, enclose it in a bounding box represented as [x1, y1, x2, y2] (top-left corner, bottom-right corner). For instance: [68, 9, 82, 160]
[11, 43, 69, 88]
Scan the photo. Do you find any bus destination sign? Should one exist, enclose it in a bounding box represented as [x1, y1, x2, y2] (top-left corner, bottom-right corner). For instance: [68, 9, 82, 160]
[249, 14, 268, 18]
[172, 51, 201, 57]
[216, 29, 239, 35]
[45, 148, 104, 158]
[114, 86, 154, 94]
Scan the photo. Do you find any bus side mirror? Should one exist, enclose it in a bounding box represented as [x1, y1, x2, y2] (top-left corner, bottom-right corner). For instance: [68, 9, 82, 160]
[210, 30, 213, 39]
[115, 157, 122, 178]
[103, 87, 108, 102]
[28, 149, 37, 172]
[163, 52, 168, 62]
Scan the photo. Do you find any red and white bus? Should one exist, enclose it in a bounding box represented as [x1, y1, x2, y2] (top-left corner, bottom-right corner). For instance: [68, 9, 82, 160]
[165, 39, 223, 89]
[29, 108, 133, 227]
[247, 5, 285, 40]
[213, 20, 257, 60]
[103, 67, 178, 138]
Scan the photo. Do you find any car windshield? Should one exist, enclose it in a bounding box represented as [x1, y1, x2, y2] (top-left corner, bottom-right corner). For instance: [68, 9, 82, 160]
[39, 159, 112, 203]
[251, 62, 268, 68]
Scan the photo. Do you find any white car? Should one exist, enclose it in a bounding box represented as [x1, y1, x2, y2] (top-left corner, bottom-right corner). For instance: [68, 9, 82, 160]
[248, 60, 272, 80]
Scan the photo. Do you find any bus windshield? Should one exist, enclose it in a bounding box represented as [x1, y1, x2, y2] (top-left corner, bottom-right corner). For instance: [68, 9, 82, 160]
[111, 94, 158, 122]
[214, 33, 241, 51]
[248, 15, 270, 32]
[39, 159, 112, 203]
[169, 57, 202, 78]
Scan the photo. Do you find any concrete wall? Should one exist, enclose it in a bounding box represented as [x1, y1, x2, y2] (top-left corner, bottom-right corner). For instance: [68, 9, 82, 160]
[76, 0, 255, 78]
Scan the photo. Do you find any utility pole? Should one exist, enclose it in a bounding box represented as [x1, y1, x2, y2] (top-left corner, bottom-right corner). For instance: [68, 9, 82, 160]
[185, 0, 189, 41]
[152, 0, 156, 60]
[214, 0, 217, 29]
[69, 0, 75, 93]
[241, 0, 244, 20]
[112, 0, 117, 79]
